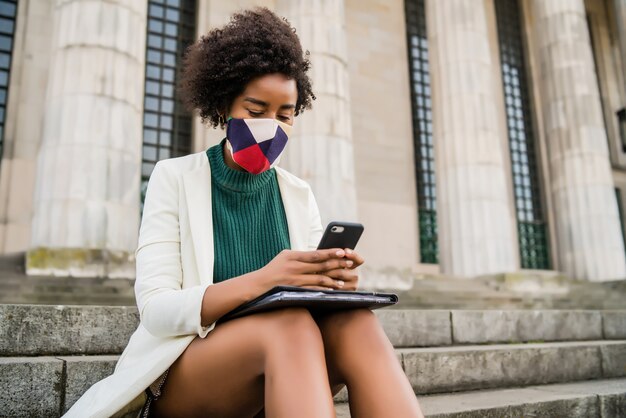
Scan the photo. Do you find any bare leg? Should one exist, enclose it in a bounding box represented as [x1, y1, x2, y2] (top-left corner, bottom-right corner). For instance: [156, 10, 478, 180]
[313, 309, 424, 418]
[152, 307, 336, 418]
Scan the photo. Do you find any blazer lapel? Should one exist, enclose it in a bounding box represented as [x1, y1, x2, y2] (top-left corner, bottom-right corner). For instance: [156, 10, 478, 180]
[276, 168, 310, 251]
[182, 162, 214, 285]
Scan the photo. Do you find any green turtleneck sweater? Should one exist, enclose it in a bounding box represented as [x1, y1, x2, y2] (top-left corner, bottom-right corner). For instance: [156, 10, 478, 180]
[207, 139, 291, 283]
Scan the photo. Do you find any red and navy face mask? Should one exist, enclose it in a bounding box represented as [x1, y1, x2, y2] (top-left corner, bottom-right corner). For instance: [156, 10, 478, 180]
[225, 117, 292, 174]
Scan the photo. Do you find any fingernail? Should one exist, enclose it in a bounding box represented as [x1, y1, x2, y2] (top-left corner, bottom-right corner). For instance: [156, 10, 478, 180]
[337, 280, 344, 287]
[346, 248, 353, 254]
[346, 260, 354, 267]
[336, 250, 345, 256]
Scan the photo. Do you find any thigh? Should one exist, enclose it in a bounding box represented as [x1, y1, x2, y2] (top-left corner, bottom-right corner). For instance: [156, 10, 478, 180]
[151, 311, 275, 418]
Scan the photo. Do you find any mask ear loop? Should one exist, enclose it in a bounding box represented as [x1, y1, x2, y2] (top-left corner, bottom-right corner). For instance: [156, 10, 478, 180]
[218, 114, 225, 127]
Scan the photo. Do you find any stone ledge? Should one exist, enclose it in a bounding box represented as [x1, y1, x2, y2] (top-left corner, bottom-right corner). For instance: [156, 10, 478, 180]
[604, 311, 626, 339]
[374, 309, 451, 347]
[451, 309, 604, 344]
[0, 355, 119, 416]
[1, 304, 625, 356]
[0, 357, 64, 418]
[335, 377, 626, 417]
[0, 304, 138, 355]
[399, 340, 626, 395]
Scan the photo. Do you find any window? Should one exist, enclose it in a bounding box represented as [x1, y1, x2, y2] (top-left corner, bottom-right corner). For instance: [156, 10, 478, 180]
[617, 188, 626, 257]
[405, 0, 438, 264]
[142, 0, 196, 209]
[0, 0, 17, 162]
[618, 108, 626, 153]
[495, 0, 550, 269]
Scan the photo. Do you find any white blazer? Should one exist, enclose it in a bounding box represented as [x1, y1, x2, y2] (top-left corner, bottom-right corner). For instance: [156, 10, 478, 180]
[63, 149, 323, 418]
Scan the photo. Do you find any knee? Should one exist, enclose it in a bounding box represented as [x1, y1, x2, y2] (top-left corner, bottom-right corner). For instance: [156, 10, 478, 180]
[259, 307, 322, 343]
[317, 308, 383, 341]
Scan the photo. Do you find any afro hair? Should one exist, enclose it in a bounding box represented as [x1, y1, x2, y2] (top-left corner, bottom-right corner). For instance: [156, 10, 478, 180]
[179, 7, 316, 128]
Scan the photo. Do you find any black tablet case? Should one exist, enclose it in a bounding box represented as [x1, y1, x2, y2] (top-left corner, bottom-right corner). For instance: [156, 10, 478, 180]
[218, 285, 398, 323]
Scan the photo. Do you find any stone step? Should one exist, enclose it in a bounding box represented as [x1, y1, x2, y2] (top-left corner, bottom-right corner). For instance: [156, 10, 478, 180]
[2, 304, 624, 355]
[2, 340, 624, 415]
[331, 339, 626, 401]
[335, 378, 626, 417]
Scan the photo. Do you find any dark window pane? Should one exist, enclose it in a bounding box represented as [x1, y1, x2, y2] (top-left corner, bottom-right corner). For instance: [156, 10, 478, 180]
[142, 0, 197, 209]
[162, 68, 174, 82]
[160, 115, 172, 129]
[163, 52, 175, 67]
[144, 113, 158, 128]
[149, 4, 164, 18]
[405, 0, 437, 264]
[146, 64, 160, 79]
[0, 2, 16, 17]
[148, 19, 163, 33]
[161, 83, 174, 97]
[165, 8, 180, 22]
[496, 0, 550, 269]
[145, 81, 159, 95]
[164, 23, 177, 37]
[161, 98, 174, 113]
[0, 70, 7, 86]
[148, 34, 162, 48]
[0, 17, 13, 34]
[164, 38, 176, 52]
[144, 96, 159, 111]
[144, 129, 158, 144]
[0, 35, 11, 51]
[143, 145, 158, 161]
[147, 50, 161, 64]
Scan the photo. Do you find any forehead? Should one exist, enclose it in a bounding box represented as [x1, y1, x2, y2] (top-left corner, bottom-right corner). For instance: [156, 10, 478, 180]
[241, 73, 297, 104]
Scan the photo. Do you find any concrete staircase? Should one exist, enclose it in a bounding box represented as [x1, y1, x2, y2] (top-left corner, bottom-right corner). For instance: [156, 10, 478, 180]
[0, 304, 625, 417]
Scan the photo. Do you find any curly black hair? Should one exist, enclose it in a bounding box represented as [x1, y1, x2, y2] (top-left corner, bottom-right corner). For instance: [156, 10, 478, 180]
[179, 7, 315, 128]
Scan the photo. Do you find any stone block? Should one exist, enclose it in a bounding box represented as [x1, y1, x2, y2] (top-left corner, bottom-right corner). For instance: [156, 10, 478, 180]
[451, 310, 602, 344]
[603, 311, 626, 339]
[601, 343, 626, 378]
[599, 392, 626, 418]
[60, 355, 119, 413]
[375, 309, 451, 347]
[0, 357, 63, 418]
[401, 341, 603, 395]
[0, 304, 139, 356]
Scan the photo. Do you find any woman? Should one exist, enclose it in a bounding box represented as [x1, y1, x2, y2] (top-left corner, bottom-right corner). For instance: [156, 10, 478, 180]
[64, 7, 424, 418]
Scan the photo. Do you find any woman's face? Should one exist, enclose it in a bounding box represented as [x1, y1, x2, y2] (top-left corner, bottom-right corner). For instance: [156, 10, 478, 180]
[226, 73, 298, 126]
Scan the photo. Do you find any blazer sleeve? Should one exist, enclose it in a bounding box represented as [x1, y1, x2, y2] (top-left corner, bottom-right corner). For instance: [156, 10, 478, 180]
[134, 161, 216, 339]
[306, 185, 324, 251]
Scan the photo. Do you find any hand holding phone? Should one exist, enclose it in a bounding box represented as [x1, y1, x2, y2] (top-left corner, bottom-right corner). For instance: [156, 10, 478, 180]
[317, 221, 364, 250]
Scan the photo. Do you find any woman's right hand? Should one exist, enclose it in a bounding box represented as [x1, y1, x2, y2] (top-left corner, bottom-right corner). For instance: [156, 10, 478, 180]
[257, 249, 353, 291]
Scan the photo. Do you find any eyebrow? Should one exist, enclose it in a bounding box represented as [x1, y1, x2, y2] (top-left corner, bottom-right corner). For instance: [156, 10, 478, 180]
[244, 97, 296, 110]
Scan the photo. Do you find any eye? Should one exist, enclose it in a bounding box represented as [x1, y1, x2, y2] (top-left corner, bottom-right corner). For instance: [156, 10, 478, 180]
[247, 110, 264, 117]
[277, 115, 291, 122]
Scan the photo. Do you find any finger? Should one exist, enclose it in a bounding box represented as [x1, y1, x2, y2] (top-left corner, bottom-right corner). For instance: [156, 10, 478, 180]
[292, 248, 346, 263]
[293, 274, 346, 290]
[322, 268, 357, 282]
[295, 258, 353, 274]
[343, 249, 365, 268]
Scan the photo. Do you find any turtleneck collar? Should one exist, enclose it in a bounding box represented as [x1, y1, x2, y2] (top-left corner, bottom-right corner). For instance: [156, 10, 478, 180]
[207, 139, 275, 193]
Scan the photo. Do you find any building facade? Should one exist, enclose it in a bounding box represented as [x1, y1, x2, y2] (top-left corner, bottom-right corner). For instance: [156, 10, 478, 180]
[0, 0, 624, 285]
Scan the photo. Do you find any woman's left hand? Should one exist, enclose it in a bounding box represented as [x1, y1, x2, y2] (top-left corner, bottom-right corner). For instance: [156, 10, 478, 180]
[320, 248, 364, 291]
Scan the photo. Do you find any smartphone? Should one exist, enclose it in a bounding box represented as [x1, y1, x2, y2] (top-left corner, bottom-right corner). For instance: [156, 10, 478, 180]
[317, 222, 364, 250]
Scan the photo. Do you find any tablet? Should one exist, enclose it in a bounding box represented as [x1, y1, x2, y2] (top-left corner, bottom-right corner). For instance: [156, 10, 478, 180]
[218, 285, 398, 323]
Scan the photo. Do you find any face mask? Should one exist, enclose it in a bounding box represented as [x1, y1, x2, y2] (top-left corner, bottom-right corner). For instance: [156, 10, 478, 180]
[225, 117, 292, 174]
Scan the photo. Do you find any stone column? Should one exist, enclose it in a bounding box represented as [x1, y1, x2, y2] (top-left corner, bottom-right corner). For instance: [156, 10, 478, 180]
[27, 0, 147, 278]
[275, 0, 357, 223]
[613, 0, 626, 94]
[528, 0, 626, 281]
[425, 0, 518, 277]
